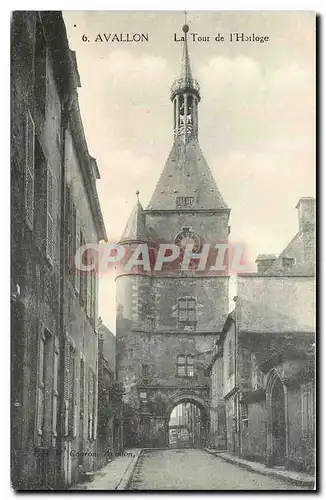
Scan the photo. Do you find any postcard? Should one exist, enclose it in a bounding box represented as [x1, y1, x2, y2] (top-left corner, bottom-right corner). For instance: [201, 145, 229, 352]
[11, 10, 316, 491]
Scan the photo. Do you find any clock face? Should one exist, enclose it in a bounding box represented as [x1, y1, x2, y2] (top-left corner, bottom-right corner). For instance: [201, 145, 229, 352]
[174, 228, 201, 253]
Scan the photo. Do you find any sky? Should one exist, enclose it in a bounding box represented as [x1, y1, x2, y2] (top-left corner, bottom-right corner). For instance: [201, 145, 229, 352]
[63, 11, 315, 333]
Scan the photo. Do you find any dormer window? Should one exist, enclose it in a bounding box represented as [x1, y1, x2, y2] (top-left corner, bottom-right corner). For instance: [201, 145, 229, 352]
[282, 257, 295, 268]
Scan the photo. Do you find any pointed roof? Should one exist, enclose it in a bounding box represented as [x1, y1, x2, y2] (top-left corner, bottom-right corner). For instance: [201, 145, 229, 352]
[120, 195, 151, 243]
[146, 137, 228, 211]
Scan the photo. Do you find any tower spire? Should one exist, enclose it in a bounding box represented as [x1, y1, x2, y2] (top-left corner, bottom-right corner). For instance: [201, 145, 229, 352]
[171, 22, 200, 141]
[180, 22, 192, 80]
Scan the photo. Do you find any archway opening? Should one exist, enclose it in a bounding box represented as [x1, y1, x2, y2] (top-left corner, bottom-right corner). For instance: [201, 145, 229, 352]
[168, 402, 205, 449]
[270, 375, 286, 466]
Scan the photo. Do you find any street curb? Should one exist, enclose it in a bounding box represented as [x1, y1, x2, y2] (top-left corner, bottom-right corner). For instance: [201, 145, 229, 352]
[205, 448, 315, 489]
[115, 449, 142, 490]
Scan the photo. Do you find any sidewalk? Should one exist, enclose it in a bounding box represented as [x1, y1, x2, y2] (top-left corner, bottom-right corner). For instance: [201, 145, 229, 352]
[205, 448, 315, 489]
[70, 449, 141, 491]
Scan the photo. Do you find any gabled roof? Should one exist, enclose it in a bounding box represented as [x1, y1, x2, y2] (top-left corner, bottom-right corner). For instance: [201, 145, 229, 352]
[119, 198, 151, 243]
[146, 137, 228, 211]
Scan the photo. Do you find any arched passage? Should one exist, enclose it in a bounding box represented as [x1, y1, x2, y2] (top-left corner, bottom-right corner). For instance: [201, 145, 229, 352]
[266, 369, 287, 466]
[165, 393, 209, 449]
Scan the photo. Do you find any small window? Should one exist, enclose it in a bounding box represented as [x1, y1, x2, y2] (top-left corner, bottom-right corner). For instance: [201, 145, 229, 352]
[46, 164, 56, 262]
[140, 391, 147, 400]
[25, 110, 35, 229]
[282, 257, 295, 268]
[241, 403, 249, 428]
[142, 364, 149, 381]
[177, 355, 194, 377]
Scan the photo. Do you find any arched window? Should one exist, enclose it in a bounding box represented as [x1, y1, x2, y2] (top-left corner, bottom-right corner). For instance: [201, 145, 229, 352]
[177, 355, 194, 377]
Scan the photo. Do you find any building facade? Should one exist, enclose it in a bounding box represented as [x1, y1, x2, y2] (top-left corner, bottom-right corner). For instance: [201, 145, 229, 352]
[116, 25, 230, 448]
[11, 12, 107, 489]
[208, 198, 316, 474]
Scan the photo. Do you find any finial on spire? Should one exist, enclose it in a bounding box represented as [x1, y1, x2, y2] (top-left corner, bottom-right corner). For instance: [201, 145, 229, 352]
[183, 11, 189, 33]
[136, 190, 140, 200]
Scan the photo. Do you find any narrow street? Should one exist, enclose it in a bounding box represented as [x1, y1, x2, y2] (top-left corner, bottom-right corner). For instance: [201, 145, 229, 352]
[128, 449, 309, 490]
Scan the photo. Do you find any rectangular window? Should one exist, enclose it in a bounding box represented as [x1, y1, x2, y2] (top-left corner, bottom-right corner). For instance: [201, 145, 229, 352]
[178, 298, 197, 328]
[36, 328, 52, 446]
[25, 110, 35, 229]
[66, 185, 76, 275]
[241, 403, 249, 429]
[177, 355, 194, 377]
[46, 165, 56, 262]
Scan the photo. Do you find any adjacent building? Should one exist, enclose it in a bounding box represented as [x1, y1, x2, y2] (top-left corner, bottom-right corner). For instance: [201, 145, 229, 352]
[208, 198, 316, 474]
[11, 11, 107, 489]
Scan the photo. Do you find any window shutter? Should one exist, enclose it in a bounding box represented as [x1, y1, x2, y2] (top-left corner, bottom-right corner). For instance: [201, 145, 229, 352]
[86, 260, 92, 318]
[36, 335, 45, 438]
[70, 203, 76, 278]
[52, 337, 59, 445]
[66, 186, 71, 273]
[91, 273, 97, 324]
[80, 358, 85, 417]
[88, 369, 93, 440]
[75, 212, 81, 292]
[46, 165, 55, 262]
[25, 110, 35, 228]
[64, 340, 70, 437]
[68, 345, 76, 437]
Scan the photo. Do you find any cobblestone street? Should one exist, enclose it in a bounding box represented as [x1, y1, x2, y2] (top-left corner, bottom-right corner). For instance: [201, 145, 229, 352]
[129, 449, 310, 490]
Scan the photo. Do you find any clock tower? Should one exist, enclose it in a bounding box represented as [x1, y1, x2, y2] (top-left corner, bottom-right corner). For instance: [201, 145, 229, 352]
[116, 24, 231, 448]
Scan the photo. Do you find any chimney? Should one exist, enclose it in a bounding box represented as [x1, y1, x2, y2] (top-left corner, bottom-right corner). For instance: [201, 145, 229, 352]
[296, 197, 316, 232]
[255, 254, 277, 274]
